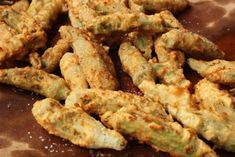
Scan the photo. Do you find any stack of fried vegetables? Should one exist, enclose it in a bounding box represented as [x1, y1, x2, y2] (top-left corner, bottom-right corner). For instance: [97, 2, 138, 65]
[0, 0, 234, 156]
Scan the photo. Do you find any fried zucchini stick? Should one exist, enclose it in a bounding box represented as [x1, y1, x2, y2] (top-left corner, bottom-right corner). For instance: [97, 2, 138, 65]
[188, 58, 235, 86]
[0, 67, 70, 100]
[65, 88, 217, 157]
[88, 10, 183, 35]
[157, 29, 225, 59]
[41, 38, 70, 73]
[27, 0, 64, 30]
[119, 42, 155, 86]
[60, 53, 88, 90]
[139, 80, 235, 152]
[32, 98, 127, 150]
[131, 0, 189, 13]
[60, 26, 118, 90]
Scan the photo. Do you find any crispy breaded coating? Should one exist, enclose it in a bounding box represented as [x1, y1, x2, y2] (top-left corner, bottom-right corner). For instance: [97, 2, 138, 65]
[86, 0, 129, 15]
[60, 26, 118, 90]
[188, 58, 235, 86]
[151, 61, 190, 88]
[0, 67, 70, 100]
[131, 0, 189, 13]
[60, 53, 88, 90]
[67, 0, 129, 28]
[157, 29, 225, 59]
[41, 38, 70, 73]
[65, 88, 171, 121]
[11, 0, 29, 12]
[154, 36, 190, 87]
[29, 52, 42, 69]
[32, 98, 127, 150]
[101, 110, 217, 157]
[139, 80, 235, 152]
[65, 88, 217, 157]
[27, 0, 64, 30]
[193, 79, 235, 151]
[0, 9, 47, 62]
[119, 42, 155, 86]
[128, 32, 153, 59]
[0, 21, 17, 40]
[128, 0, 144, 13]
[88, 10, 182, 35]
[67, 1, 97, 28]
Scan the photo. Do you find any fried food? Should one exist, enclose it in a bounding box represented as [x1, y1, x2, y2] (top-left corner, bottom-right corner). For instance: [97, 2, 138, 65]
[119, 42, 155, 86]
[86, 0, 129, 15]
[128, 32, 153, 59]
[41, 38, 70, 73]
[27, 0, 64, 30]
[67, 0, 129, 28]
[60, 53, 88, 90]
[32, 98, 127, 150]
[60, 26, 118, 90]
[11, 0, 29, 12]
[188, 58, 235, 86]
[65, 88, 171, 121]
[29, 52, 42, 69]
[154, 36, 190, 87]
[131, 0, 189, 13]
[101, 110, 217, 157]
[0, 67, 70, 100]
[139, 80, 235, 152]
[0, 21, 17, 40]
[0, 8, 47, 62]
[65, 88, 217, 157]
[151, 61, 190, 88]
[128, 0, 144, 13]
[88, 10, 182, 35]
[157, 29, 225, 59]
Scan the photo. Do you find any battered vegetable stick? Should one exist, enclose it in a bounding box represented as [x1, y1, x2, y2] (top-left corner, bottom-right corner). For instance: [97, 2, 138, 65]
[65, 88, 172, 121]
[0, 67, 70, 100]
[119, 42, 155, 86]
[128, 0, 144, 13]
[154, 37, 190, 87]
[157, 29, 225, 59]
[88, 10, 183, 35]
[188, 58, 235, 86]
[67, 0, 129, 28]
[32, 98, 127, 150]
[0, 22, 17, 40]
[29, 52, 42, 69]
[59, 26, 118, 90]
[86, 0, 129, 15]
[66, 0, 97, 28]
[60, 53, 88, 90]
[128, 32, 153, 59]
[65, 88, 217, 157]
[151, 62, 190, 88]
[139, 80, 235, 152]
[131, 0, 189, 13]
[11, 0, 29, 12]
[101, 110, 218, 157]
[0, 9, 47, 61]
[27, 0, 64, 30]
[41, 38, 70, 73]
